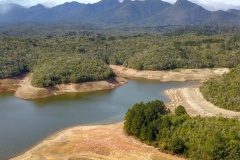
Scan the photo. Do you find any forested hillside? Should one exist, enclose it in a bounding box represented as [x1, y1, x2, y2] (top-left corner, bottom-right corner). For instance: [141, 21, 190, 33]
[200, 65, 240, 111]
[124, 101, 240, 159]
[0, 27, 240, 87]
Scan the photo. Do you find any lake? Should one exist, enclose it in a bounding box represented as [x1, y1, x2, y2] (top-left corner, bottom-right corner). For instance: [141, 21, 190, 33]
[0, 79, 196, 160]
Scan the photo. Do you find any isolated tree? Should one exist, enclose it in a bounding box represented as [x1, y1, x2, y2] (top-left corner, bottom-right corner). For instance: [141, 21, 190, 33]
[175, 105, 187, 116]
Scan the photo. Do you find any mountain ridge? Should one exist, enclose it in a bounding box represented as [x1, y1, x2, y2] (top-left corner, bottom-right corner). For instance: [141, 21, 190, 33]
[0, 0, 239, 26]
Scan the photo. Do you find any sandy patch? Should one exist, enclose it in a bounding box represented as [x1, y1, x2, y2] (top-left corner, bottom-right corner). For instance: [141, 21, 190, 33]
[10, 123, 184, 160]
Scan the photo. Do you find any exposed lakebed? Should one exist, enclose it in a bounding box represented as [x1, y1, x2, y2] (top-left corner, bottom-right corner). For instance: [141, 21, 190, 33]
[0, 79, 196, 160]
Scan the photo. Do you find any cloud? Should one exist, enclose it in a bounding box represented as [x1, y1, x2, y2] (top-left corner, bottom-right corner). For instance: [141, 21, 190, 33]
[0, 0, 30, 5]
[162, 0, 240, 11]
[40, 2, 56, 8]
[188, 0, 240, 11]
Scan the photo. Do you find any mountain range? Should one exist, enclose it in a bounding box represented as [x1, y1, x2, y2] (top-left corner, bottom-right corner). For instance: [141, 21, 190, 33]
[0, 0, 240, 26]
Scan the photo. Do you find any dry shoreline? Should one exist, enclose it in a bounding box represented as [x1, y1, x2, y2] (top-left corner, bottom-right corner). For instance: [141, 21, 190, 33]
[8, 65, 239, 160]
[165, 85, 240, 119]
[10, 123, 184, 160]
[0, 65, 229, 100]
[0, 73, 127, 100]
[110, 65, 229, 82]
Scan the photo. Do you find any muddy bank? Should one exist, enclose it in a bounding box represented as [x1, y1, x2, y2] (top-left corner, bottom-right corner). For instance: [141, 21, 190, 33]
[10, 123, 184, 160]
[0, 73, 127, 100]
[111, 65, 229, 82]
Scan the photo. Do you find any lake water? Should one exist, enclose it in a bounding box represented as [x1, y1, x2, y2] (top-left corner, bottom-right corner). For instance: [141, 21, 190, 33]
[0, 79, 196, 160]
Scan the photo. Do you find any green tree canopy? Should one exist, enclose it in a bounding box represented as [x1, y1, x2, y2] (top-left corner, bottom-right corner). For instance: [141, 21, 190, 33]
[175, 105, 187, 116]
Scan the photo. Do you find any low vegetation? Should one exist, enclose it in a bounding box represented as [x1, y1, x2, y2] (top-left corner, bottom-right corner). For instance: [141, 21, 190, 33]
[124, 101, 240, 159]
[200, 65, 240, 111]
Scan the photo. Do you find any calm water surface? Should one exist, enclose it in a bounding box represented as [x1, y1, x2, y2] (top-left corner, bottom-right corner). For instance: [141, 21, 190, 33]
[0, 79, 197, 160]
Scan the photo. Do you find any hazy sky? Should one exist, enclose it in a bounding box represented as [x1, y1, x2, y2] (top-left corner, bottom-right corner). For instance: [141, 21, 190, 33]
[0, 0, 240, 11]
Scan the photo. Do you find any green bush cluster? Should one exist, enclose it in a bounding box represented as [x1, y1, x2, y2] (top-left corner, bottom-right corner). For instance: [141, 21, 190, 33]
[124, 101, 240, 159]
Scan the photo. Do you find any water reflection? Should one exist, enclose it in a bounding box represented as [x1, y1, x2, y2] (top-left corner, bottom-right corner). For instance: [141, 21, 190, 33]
[31, 90, 113, 106]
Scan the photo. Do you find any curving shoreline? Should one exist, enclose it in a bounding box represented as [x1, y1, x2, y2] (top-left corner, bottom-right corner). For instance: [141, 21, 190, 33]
[110, 65, 229, 82]
[7, 65, 239, 160]
[165, 85, 240, 119]
[0, 65, 229, 100]
[10, 123, 185, 160]
[0, 73, 127, 100]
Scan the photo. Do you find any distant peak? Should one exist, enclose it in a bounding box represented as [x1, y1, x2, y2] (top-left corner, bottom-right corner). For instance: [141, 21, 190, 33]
[8, 3, 25, 8]
[63, 1, 81, 4]
[227, 9, 239, 12]
[29, 4, 46, 9]
[174, 0, 198, 8]
[176, 0, 188, 2]
[34, 4, 45, 7]
[175, 0, 189, 4]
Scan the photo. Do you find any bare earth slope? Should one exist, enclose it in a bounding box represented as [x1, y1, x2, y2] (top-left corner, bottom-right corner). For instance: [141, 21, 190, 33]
[11, 123, 184, 160]
[0, 73, 127, 100]
[165, 85, 240, 119]
[110, 65, 229, 82]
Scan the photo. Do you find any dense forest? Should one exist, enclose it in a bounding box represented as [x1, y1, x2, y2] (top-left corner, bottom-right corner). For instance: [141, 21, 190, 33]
[124, 100, 240, 159]
[1, 24, 240, 38]
[31, 56, 113, 87]
[200, 65, 240, 111]
[0, 25, 240, 87]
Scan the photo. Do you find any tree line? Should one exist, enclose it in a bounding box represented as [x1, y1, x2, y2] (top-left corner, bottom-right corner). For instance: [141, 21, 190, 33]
[200, 65, 240, 111]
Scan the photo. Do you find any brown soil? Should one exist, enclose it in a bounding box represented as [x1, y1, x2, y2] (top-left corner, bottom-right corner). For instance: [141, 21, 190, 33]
[0, 73, 127, 100]
[111, 65, 229, 82]
[11, 123, 184, 160]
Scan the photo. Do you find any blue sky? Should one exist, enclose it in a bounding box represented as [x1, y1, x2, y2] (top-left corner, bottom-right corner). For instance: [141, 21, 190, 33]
[0, 0, 240, 11]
